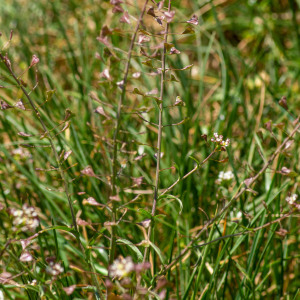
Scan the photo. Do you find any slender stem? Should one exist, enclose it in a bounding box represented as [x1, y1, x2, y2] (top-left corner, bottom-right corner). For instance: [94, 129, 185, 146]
[109, 0, 149, 265]
[142, 0, 172, 265]
[161, 149, 216, 197]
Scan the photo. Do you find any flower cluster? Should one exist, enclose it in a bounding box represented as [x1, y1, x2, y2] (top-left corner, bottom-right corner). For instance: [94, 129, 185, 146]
[216, 171, 234, 184]
[285, 194, 300, 210]
[109, 256, 135, 279]
[9, 204, 39, 232]
[211, 133, 230, 147]
[109, 256, 150, 280]
[46, 261, 64, 277]
[12, 147, 31, 160]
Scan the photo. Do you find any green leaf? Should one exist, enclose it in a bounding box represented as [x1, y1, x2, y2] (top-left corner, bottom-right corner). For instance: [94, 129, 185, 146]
[117, 238, 143, 262]
[149, 241, 165, 265]
[189, 155, 200, 165]
[158, 194, 183, 215]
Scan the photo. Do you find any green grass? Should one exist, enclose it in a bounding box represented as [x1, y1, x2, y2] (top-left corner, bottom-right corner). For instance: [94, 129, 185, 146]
[0, 0, 299, 299]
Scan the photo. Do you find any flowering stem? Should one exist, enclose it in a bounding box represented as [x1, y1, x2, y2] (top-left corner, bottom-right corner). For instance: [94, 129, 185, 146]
[109, 0, 149, 266]
[142, 0, 171, 265]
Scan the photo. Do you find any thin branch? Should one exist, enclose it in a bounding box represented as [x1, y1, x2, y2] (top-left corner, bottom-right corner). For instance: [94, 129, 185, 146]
[161, 149, 217, 197]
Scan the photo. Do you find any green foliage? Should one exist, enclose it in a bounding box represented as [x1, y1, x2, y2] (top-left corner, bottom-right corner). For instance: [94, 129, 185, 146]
[0, 0, 299, 299]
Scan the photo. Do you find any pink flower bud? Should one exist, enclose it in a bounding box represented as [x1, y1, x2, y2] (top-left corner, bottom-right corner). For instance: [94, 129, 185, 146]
[30, 55, 39, 67]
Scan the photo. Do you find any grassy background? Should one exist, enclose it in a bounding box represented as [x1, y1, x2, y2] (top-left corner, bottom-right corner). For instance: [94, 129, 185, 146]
[0, 0, 299, 299]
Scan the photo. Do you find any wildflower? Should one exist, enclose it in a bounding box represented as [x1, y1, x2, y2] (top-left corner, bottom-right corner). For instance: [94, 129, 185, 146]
[216, 171, 234, 184]
[9, 204, 39, 232]
[20, 251, 34, 262]
[286, 194, 298, 205]
[30, 55, 39, 67]
[46, 260, 64, 277]
[28, 279, 37, 286]
[109, 256, 135, 279]
[12, 147, 31, 159]
[211, 133, 230, 147]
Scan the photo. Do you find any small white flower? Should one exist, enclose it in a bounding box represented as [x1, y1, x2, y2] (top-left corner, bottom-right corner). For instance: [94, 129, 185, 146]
[9, 204, 39, 232]
[217, 171, 234, 184]
[46, 261, 64, 277]
[286, 194, 298, 205]
[109, 256, 135, 279]
[211, 133, 230, 147]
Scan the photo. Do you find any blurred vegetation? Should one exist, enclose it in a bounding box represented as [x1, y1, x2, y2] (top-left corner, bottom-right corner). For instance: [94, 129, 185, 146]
[0, 0, 299, 299]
